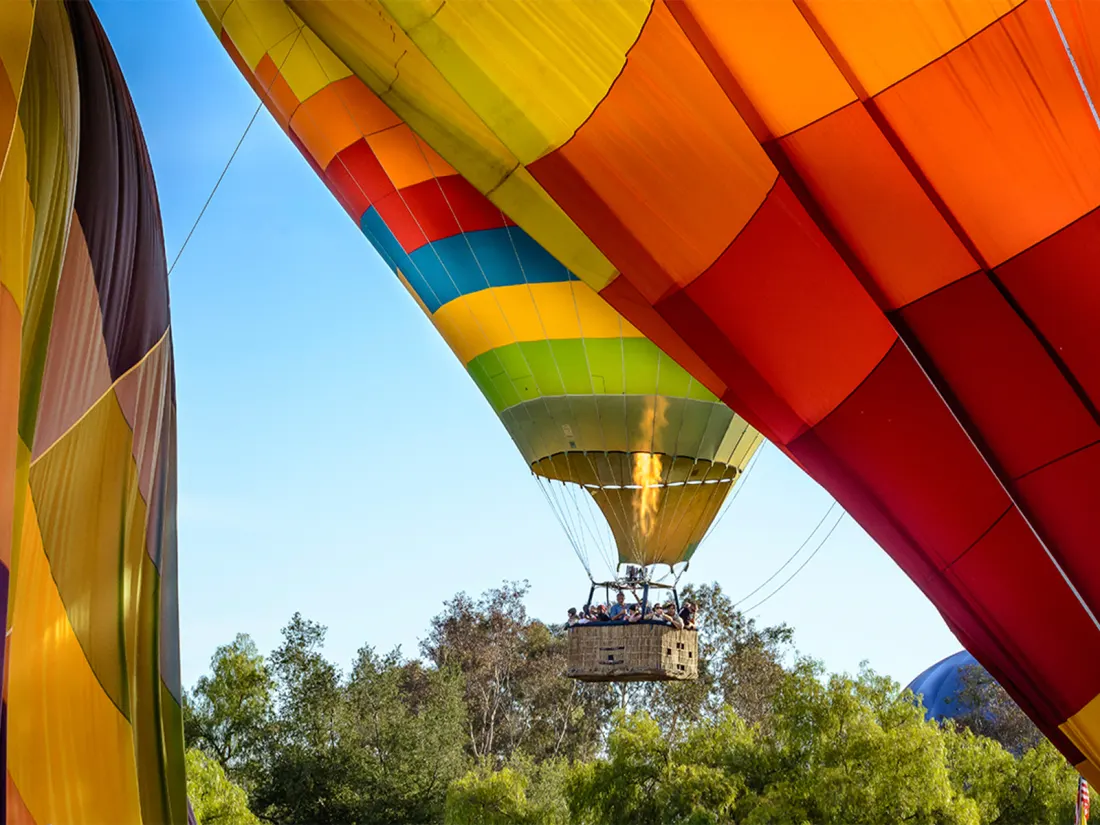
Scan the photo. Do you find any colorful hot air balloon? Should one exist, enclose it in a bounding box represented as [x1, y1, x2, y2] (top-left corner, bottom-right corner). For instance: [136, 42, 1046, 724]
[199, 0, 1100, 783]
[201, 3, 761, 576]
[1, 1, 183, 821]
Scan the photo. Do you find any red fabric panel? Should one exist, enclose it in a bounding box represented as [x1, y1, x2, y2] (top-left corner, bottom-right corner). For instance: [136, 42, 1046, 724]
[996, 207, 1100, 409]
[664, 180, 894, 431]
[790, 342, 1009, 570]
[372, 176, 511, 254]
[323, 139, 395, 223]
[946, 506, 1100, 717]
[1014, 442, 1100, 616]
[898, 273, 1100, 479]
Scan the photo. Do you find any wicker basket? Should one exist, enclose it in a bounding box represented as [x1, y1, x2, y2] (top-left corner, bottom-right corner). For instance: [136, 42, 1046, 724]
[566, 621, 698, 682]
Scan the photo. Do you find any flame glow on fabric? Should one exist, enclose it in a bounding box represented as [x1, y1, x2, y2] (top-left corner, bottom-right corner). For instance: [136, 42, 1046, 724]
[197, 0, 1100, 783]
[0, 1, 184, 821]
[201, 3, 761, 574]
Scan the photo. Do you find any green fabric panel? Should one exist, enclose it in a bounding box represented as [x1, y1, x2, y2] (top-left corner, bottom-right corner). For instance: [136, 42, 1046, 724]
[160, 680, 189, 825]
[136, 555, 172, 825]
[17, 4, 78, 446]
[468, 338, 718, 414]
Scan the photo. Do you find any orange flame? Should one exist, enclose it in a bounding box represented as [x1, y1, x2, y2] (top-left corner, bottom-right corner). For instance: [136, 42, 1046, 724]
[632, 452, 664, 537]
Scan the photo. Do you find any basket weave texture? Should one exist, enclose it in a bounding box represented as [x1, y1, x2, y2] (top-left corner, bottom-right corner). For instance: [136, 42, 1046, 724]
[566, 622, 698, 682]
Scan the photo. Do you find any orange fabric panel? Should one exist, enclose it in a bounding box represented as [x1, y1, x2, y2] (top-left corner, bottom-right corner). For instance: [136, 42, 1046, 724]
[677, 0, 855, 138]
[6, 773, 36, 825]
[779, 103, 977, 310]
[289, 76, 394, 170]
[801, 0, 1022, 97]
[367, 123, 457, 190]
[544, 1, 774, 290]
[254, 52, 300, 129]
[899, 274, 1100, 479]
[873, 1, 1100, 267]
[672, 181, 894, 430]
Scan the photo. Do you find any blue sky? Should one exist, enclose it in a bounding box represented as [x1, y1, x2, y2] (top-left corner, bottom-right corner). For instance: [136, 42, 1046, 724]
[94, 0, 961, 691]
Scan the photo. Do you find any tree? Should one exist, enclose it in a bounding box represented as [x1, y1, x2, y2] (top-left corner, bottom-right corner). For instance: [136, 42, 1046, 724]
[250, 614, 356, 825]
[625, 583, 795, 738]
[340, 647, 469, 823]
[445, 761, 569, 825]
[185, 749, 260, 825]
[566, 710, 741, 825]
[952, 664, 1044, 754]
[423, 581, 613, 764]
[183, 634, 273, 790]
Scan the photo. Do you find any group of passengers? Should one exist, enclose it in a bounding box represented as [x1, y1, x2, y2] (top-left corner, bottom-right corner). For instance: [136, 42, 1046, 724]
[566, 590, 697, 629]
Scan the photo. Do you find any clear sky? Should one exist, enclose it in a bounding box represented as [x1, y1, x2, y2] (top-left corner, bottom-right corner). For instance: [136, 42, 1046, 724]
[93, 0, 962, 692]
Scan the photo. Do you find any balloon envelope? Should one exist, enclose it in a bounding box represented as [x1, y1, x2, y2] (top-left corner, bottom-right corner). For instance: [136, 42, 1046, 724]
[203, 0, 1100, 782]
[202, 2, 762, 570]
[1, 1, 183, 821]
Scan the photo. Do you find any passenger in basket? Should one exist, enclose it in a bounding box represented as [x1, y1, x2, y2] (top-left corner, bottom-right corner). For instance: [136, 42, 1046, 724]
[664, 604, 683, 629]
[595, 604, 612, 622]
[567, 607, 580, 626]
[627, 604, 642, 622]
[679, 601, 697, 629]
[608, 590, 628, 619]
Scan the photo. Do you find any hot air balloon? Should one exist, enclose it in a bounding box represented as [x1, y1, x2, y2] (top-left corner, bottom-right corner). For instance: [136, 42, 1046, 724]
[198, 0, 1100, 783]
[200, 2, 762, 619]
[0, 1, 183, 822]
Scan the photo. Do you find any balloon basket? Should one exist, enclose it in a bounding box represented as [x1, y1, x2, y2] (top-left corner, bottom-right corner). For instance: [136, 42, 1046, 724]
[565, 622, 698, 682]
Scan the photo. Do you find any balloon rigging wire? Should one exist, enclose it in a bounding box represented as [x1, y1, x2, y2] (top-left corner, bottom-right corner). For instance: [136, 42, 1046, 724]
[167, 26, 304, 278]
[740, 509, 845, 614]
[732, 499, 839, 609]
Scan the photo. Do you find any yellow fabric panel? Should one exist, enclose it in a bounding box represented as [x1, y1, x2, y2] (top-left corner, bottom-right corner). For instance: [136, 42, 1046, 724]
[0, 290, 20, 573]
[8, 489, 142, 825]
[803, 0, 1022, 97]
[682, 0, 855, 137]
[368, 124, 456, 190]
[1062, 692, 1100, 777]
[0, 120, 32, 311]
[0, 0, 33, 173]
[196, 0, 232, 34]
[277, 28, 352, 105]
[219, 0, 299, 72]
[288, 0, 618, 289]
[590, 477, 732, 567]
[432, 281, 641, 365]
[29, 387, 148, 716]
[0, 0, 33, 91]
[381, 0, 651, 163]
[493, 167, 617, 290]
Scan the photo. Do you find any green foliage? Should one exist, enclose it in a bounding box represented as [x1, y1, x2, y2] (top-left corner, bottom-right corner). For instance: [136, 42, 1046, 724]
[185, 749, 260, 825]
[184, 634, 273, 790]
[422, 581, 615, 764]
[185, 582, 1085, 825]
